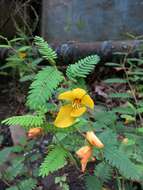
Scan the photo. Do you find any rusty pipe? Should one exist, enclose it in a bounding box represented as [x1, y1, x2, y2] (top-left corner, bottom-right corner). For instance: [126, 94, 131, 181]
[53, 40, 143, 63]
[0, 40, 143, 62]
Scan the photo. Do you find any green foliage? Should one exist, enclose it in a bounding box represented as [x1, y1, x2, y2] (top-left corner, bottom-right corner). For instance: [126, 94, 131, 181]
[34, 36, 57, 64]
[112, 106, 136, 115]
[0, 147, 12, 165]
[99, 130, 118, 146]
[55, 175, 69, 190]
[39, 146, 67, 177]
[27, 66, 64, 110]
[104, 146, 141, 180]
[6, 179, 37, 190]
[18, 178, 37, 190]
[6, 187, 18, 190]
[66, 55, 100, 81]
[0, 35, 42, 81]
[94, 111, 117, 126]
[124, 183, 138, 190]
[2, 115, 44, 129]
[85, 175, 102, 190]
[94, 162, 113, 183]
[4, 160, 24, 181]
[19, 74, 36, 82]
[0, 135, 39, 189]
[68, 78, 87, 90]
[2, 32, 143, 190]
[108, 92, 132, 99]
[104, 78, 127, 84]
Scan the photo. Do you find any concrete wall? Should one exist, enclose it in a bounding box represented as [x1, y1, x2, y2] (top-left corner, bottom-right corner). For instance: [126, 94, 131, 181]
[42, 0, 143, 43]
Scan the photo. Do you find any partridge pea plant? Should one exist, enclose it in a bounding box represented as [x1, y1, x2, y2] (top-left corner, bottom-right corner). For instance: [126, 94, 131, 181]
[2, 36, 143, 190]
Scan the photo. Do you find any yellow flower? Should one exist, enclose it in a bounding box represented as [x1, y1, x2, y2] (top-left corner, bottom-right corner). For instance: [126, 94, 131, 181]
[28, 127, 43, 138]
[19, 52, 27, 59]
[54, 88, 94, 128]
[76, 145, 94, 172]
[86, 131, 104, 148]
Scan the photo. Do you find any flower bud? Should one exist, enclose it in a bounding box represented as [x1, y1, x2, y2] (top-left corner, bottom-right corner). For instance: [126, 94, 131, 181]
[28, 127, 43, 138]
[86, 131, 104, 148]
[76, 146, 93, 172]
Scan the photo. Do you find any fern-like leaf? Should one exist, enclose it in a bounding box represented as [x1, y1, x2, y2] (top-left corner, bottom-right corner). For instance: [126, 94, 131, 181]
[39, 146, 67, 177]
[104, 78, 127, 84]
[34, 36, 57, 64]
[94, 162, 113, 183]
[0, 147, 12, 165]
[4, 161, 24, 180]
[2, 115, 44, 129]
[66, 55, 100, 81]
[104, 146, 141, 180]
[27, 66, 64, 110]
[18, 178, 37, 190]
[108, 92, 132, 99]
[85, 175, 102, 190]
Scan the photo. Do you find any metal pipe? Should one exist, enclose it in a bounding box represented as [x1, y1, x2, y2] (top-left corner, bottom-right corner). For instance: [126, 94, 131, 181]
[0, 40, 143, 62]
[53, 40, 143, 63]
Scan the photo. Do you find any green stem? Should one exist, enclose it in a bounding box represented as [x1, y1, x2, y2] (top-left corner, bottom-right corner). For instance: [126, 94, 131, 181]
[122, 51, 143, 124]
[121, 178, 125, 190]
[116, 170, 122, 190]
[54, 133, 79, 170]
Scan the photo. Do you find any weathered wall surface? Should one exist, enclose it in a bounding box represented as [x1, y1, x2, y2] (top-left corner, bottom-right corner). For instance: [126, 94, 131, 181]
[42, 0, 143, 42]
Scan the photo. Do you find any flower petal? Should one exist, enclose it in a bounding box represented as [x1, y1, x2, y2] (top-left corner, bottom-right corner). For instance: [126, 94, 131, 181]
[72, 88, 86, 99]
[81, 94, 94, 109]
[54, 104, 76, 128]
[76, 146, 91, 158]
[81, 157, 89, 172]
[58, 88, 87, 101]
[76, 146, 93, 172]
[86, 131, 104, 148]
[71, 107, 86, 117]
[58, 91, 74, 101]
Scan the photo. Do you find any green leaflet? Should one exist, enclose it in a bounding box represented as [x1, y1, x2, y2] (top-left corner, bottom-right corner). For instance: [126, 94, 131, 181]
[66, 55, 100, 81]
[108, 92, 132, 99]
[104, 146, 141, 180]
[27, 66, 64, 110]
[39, 146, 67, 177]
[34, 36, 57, 64]
[4, 161, 24, 181]
[104, 78, 127, 84]
[85, 175, 102, 190]
[2, 115, 44, 129]
[94, 162, 113, 183]
[0, 147, 12, 165]
[18, 178, 37, 190]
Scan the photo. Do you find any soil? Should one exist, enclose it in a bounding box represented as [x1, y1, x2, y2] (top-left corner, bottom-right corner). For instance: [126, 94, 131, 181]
[0, 78, 15, 147]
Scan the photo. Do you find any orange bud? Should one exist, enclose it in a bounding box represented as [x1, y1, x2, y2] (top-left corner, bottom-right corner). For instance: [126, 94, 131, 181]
[28, 127, 43, 138]
[86, 131, 104, 148]
[76, 146, 91, 158]
[81, 157, 89, 173]
[76, 146, 93, 172]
